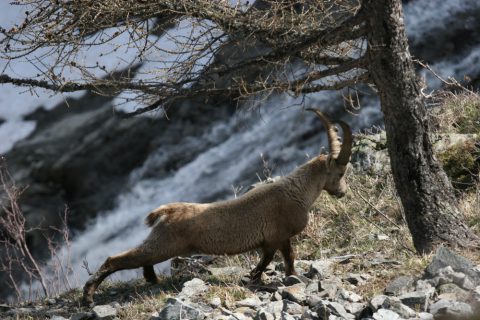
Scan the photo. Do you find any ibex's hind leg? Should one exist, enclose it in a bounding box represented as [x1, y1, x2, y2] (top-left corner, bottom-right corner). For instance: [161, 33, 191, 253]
[280, 239, 297, 276]
[143, 265, 160, 284]
[250, 246, 277, 282]
[82, 247, 169, 306]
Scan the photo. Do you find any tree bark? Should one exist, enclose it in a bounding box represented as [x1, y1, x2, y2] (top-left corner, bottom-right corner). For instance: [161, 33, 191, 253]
[363, 0, 478, 253]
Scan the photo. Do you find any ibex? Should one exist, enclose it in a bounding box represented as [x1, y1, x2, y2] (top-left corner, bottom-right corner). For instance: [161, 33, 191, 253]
[83, 109, 352, 305]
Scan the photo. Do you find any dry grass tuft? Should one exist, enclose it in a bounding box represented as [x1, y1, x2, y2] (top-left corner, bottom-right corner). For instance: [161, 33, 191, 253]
[429, 91, 480, 135]
[295, 168, 414, 261]
[205, 284, 250, 308]
[118, 294, 167, 320]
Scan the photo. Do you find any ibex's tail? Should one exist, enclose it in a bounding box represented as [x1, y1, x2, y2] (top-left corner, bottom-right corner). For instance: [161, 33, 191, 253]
[145, 202, 199, 227]
[145, 207, 166, 227]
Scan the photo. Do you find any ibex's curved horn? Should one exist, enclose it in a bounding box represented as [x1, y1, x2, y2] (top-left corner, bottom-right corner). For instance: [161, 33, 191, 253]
[306, 108, 341, 158]
[335, 120, 352, 165]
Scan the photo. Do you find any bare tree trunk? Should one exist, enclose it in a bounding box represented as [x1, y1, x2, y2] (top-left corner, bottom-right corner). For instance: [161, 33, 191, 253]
[363, 0, 478, 253]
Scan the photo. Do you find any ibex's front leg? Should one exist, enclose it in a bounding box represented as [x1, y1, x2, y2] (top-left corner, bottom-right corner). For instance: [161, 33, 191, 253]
[280, 239, 297, 276]
[250, 246, 277, 282]
[83, 247, 166, 306]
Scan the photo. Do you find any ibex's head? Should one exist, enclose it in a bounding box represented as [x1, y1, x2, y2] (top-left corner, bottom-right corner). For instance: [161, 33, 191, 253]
[307, 109, 352, 198]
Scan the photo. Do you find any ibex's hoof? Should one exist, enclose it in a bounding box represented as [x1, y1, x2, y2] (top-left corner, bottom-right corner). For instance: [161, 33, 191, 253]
[248, 272, 263, 284]
[145, 276, 161, 285]
[82, 295, 95, 308]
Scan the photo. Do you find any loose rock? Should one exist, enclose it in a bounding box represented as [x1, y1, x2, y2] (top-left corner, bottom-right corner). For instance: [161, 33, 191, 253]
[304, 260, 333, 279]
[370, 295, 388, 312]
[255, 309, 275, 320]
[157, 298, 205, 320]
[345, 273, 366, 286]
[327, 301, 355, 319]
[437, 283, 470, 301]
[92, 304, 117, 320]
[384, 276, 414, 296]
[235, 296, 262, 308]
[283, 300, 304, 315]
[210, 297, 222, 308]
[343, 302, 366, 316]
[372, 308, 400, 320]
[429, 299, 473, 318]
[283, 275, 306, 286]
[281, 283, 307, 304]
[179, 278, 209, 299]
[337, 288, 362, 303]
[382, 297, 416, 318]
[265, 300, 284, 316]
[319, 277, 341, 298]
[425, 247, 480, 284]
[398, 291, 431, 311]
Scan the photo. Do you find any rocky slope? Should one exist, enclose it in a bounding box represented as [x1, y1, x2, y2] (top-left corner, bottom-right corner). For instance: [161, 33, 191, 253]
[1, 247, 479, 320]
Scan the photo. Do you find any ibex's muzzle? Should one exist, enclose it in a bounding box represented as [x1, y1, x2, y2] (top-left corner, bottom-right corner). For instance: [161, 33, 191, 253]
[335, 191, 346, 198]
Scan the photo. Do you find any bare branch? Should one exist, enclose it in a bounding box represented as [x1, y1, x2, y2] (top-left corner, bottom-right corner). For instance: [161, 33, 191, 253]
[204, 13, 367, 79]
[1, 0, 369, 115]
[289, 55, 368, 89]
[123, 70, 370, 117]
[0, 73, 178, 95]
[299, 72, 370, 93]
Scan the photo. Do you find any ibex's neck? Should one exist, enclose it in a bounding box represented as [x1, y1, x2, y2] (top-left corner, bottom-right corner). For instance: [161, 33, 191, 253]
[283, 155, 329, 209]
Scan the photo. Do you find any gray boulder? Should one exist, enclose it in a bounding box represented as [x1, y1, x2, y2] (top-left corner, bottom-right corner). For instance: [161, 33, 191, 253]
[384, 276, 415, 296]
[235, 296, 262, 309]
[372, 309, 400, 320]
[425, 247, 480, 284]
[327, 301, 355, 320]
[255, 309, 275, 320]
[280, 283, 307, 304]
[369, 295, 388, 312]
[398, 291, 431, 311]
[178, 278, 209, 299]
[156, 298, 205, 320]
[429, 299, 473, 318]
[92, 305, 117, 320]
[382, 297, 416, 318]
[303, 260, 333, 279]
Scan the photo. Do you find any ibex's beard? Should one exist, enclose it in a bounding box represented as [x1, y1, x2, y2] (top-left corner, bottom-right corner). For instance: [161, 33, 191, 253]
[327, 189, 346, 198]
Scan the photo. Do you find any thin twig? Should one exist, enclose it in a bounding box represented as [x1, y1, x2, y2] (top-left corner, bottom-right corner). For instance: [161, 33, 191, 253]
[355, 190, 401, 229]
[414, 59, 475, 95]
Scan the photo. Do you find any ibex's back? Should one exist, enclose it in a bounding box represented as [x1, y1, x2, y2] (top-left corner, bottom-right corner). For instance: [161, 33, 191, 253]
[83, 109, 353, 306]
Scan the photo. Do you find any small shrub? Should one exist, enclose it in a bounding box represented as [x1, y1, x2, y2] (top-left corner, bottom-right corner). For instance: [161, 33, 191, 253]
[438, 138, 480, 190]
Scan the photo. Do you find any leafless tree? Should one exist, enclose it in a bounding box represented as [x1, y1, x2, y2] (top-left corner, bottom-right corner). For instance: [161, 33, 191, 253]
[0, 157, 74, 301]
[0, 0, 478, 253]
[0, 157, 48, 299]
